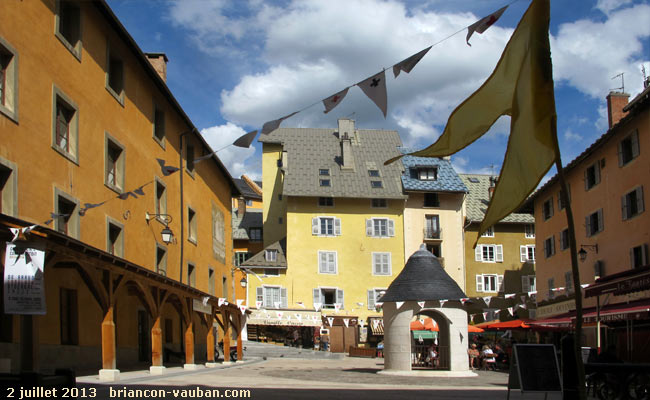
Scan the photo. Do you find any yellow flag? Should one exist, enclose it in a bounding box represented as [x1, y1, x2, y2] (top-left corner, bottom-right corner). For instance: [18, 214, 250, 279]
[386, 0, 558, 246]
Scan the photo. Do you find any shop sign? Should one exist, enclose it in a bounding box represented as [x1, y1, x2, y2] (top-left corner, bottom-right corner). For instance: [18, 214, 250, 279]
[536, 299, 575, 319]
[583, 311, 649, 324]
[192, 298, 212, 314]
[3, 243, 46, 315]
[247, 309, 321, 327]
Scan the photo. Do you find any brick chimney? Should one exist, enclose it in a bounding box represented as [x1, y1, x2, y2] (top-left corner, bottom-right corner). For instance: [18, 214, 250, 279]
[338, 119, 355, 170]
[237, 196, 246, 217]
[606, 91, 629, 128]
[488, 176, 497, 199]
[145, 53, 168, 82]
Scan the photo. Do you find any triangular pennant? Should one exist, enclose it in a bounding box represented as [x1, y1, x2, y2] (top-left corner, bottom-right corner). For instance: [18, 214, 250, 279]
[504, 293, 516, 299]
[357, 70, 388, 118]
[239, 305, 247, 314]
[375, 302, 383, 309]
[322, 87, 350, 114]
[233, 130, 259, 148]
[156, 158, 180, 176]
[79, 202, 106, 216]
[483, 312, 488, 320]
[327, 317, 334, 327]
[466, 5, 508, 46]
[393, 46, 431, 78]
[202, 296, 210, 306]
[314, 302, 322, 312]
[517, 303, 527, 309]
[236, 299, 244, 306]
[286, 314, 291, 321]
[255, 300, 262, 309]
[460, 298, 469, 305]
[9, 228, 20, 242]
[470, 314, 475, 323]
[297, 302, 306, 308]
[439, 299, 448, 308]
[483, 296, 491, 306]
[417, 301, 425, 309]
[373, 320, 379, 329]
[528, 290, 537, 297]
[334, 303, 341, 312]
[395, 301, 404, 309]
[218, 298, 226, 307]
[276, 311, 283, 319]
[419, 318, 424, 325]
[343, 318, 349, 328]
[507, 307, 514, 316]
[295, 314, 302, 322]
[261, 112, 298, 135]
[581, 284, 589, 289]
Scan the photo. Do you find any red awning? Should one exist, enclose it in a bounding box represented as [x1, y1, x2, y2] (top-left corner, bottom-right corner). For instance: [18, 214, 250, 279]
[484, 319, 532, 330]
[585, 265, 650, 298]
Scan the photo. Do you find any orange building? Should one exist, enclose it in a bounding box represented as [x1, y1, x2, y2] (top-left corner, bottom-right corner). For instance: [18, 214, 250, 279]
[0, 0, 245, 380]
[529, 83, 650, 360]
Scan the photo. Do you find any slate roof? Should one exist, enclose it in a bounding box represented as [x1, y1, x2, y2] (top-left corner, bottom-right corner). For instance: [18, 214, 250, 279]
[379, 245, 466, 302]
[234, 178, 262, 200]
[241, 238, 287, 269]
[460, 174, 534, 224]
[231, 210, 263, 240]
[258, 126, 406, 199]
[400, 151, 468, 193]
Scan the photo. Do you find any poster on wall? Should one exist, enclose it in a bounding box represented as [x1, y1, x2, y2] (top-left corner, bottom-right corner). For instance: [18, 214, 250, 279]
[212, 204, 226, 263]
[3, 243, 46, 315]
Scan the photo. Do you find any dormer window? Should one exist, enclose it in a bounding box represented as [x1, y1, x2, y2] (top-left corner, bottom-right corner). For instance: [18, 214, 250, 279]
[368, 169, 380, 177]
[265, 249, 277, 262]
[370, 181, 383, 188]
[319, 169, 330, 176]
[320, 179, 331, 187]
[418, 167, 437, 180]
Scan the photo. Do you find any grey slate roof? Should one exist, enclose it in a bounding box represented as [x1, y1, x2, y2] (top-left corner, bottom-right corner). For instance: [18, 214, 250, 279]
[241, 238, 287, 269]
[460, 174, 534, 224]
[234, 178, 262, 200]
[232, 210, 263, 240]
[259, 127, 406, 199]
[401, 151, 468, 193]
[379, 245, 466, 302]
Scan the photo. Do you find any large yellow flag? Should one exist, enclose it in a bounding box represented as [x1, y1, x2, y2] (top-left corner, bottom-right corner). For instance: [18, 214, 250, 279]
[386, 0, 558, 246]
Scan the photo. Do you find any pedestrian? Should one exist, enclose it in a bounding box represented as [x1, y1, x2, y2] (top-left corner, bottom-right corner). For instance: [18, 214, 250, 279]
[468, 343, 480, 370]
[321, 333, 329, 351]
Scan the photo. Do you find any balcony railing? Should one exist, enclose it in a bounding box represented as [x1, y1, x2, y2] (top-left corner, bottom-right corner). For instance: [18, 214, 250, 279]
[423, 228, 442, 240]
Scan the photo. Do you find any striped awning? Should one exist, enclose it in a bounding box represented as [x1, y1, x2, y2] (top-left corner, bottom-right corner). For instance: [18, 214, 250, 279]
[369, 317, 384, 335]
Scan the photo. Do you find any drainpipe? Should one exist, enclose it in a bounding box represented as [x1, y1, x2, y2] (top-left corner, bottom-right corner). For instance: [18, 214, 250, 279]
[179, 130, 194, 284]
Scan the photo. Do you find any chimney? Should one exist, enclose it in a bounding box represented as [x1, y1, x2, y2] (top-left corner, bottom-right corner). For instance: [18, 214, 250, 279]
[145, 53, 168, 82]
[606, 91, 629, 128]
[338, 119, 355, 170]
[237, 196, 246, 217]
[488, 176, 497, 199]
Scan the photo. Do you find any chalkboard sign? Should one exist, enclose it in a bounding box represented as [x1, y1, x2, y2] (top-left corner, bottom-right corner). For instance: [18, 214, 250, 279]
[508, 344, 562, 396]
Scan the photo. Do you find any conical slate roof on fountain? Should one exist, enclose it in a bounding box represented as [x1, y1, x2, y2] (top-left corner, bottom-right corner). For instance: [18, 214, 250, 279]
[379, 244, 466, 302]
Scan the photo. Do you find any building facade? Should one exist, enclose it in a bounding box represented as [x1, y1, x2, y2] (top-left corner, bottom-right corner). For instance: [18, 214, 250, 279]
[0, 0, 243, 378]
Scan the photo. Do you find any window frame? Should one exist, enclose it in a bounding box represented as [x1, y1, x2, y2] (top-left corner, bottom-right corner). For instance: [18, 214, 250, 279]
[318, 197, 334, 207]
[424, 214, 441, 239]
[318, 250, 338, 274]
[106, 216, 124, 258]
[585, 209, 604, 237]
[476, 274, 503, 293]
[544, 235, 556, 258]
[618, 129, 640, 167]
[187, 206, 197, 245]
[371, 198, 387, 208]
[481, 226, 495, 237]
[105, 42, 125, 105]
[622, 186, 645, 221]
[54, 187, 80, 238]
[155, 243, 167, 275]
[542, 197, 554, 221]
[521, 275, 536, 292]
[418, 167, 437, 181]
[0, 36, 18, 122]
[372, 252, 392, 276]
[0, 156, 18, 217]
[152, 103, 166, 148]
[54, 0, 82, 61]
[52, 85, 79, 163]
[187, 261, 196, 288]
[104, 132, 125, 193]
[312, 216, 341, 237]
[367, 288, 387, 309]
[630, 244, 649, 269]
[265, 249, 278, 262]
[584, 162, 601, 191]
[524, 224, 535, 238]
[366, 217, 394, 238]
[475, 244, 503, 263]
[520, 245, 535, 263]
[423, 193, 440, 208]
[154, 176, 167, 219]
[249, 227, 262, 242]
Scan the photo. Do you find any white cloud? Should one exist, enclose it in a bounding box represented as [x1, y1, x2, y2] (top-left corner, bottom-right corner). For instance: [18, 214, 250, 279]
[564, 129, 583, 142]
[595, 0, 633, 15]
[200, 123, 260, 179]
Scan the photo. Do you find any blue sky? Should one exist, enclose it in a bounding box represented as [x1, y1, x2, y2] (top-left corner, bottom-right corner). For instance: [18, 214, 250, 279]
[106, 0, 650, 181]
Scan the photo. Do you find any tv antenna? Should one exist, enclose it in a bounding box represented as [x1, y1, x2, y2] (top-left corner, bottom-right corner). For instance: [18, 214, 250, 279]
[611, 72, 624, 93]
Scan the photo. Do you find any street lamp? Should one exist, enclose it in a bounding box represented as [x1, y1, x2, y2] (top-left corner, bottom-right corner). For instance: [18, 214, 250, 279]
[578, 244, 598, 262]
[240, 277, 248, 288]
[146, 212, 174, 245]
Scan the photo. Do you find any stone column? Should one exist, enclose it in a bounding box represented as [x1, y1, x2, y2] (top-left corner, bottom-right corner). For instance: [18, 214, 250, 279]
[150, 315, 165, 375]
[383, 302, 413, 372]
[447, 308, 470, 372]
[99, 306, 119, 381]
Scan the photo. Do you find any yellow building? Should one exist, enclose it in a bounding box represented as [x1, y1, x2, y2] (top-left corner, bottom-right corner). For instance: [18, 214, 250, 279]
[460, 174, 536, 323]
[243, 119, 406, 351]
[0, 0, 243, 378]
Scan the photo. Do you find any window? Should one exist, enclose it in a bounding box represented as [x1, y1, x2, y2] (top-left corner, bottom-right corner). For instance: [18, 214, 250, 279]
[619, 130, 640, 166]
[186, 143, 195, 174]
[208, 268, 215, 295]
[0, 157, 17, 217]
[366, 218, 394, 237]
[313, 287, 343, 309]
[424, 215, 440, 239]
[558, 186, 571, 210]
[222, 276, 228, 300]
[249, 228, 262, 242]
[426, 243, 441, 258]
[565, 271, 573, 293]
[105, 134, 125, 192]
[544, 235, 555, 258]
[257, 286, 287, 308]
[481, 226, 495, 237]
[187, 263, 196, 287]
[559, 228, 569, 251]
[475, 244, 503, 263]
[265, 249, 277, 262]
[630, 244, 648, 269]
[368, 169, 380, 177]
[52, 87, 79, 162]
[318, 197, 334, 207]
[371, 198, 387, 208]
[622, 187, 644, 220]
[164, 319, 173, 344]
[155, 244, 167, 275]
[370, 180, 383, 188]
[234, 251, 250, 267]
[107, 219, 124, 257]
[153, 106, 165, 145]
[367, 288, 386, 309]
[319, 169, 330, 176]
[319, 179, 331, 187]
[312, 216, 341, 236]
[60, 288, 78, 345]
[318, 251, 337, 274]
[55, 0, 81, 59]
[372, 252, 391, 275]
[584, 162, 601, 191]
[264, 269, 279, 277]
[106, 46, 124, 103]
[521, 275, 536, 292]
[155, 178, 167, 216]
[0, 37, 18, 121]
[424, 193, 440, 207]
[520, 245, 535, 263]
[525, 224, 535, 238]
[55, 189, 79, 238]
[585, 209, 604, 237]
[548, 277, 555, 298]
[418, 167, 437, 180]
[594, 260, 605, 279]
[543, 198, 554, 220]
[475, 274, 503, 293]
[187, 207, 197, 244]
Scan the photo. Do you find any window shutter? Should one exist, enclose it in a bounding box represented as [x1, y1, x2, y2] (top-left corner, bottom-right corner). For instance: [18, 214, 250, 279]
[334, 218, 341, 236]
[319, 252, 327, 273]
[496, 245, 503, 262]
[330, 252, 337, 273]
[366, 219, 373, 236]
[636, 187, 645, 214]
[622, 194, 628, 220]
[618, 141, 624, 166]
[281, 288, 288, 308]
[256, 287, 264, 303]
[367, 290, 375, 310]
[498, 275, 504, 292]
[595, 163, 601, 185]
[313, 288, 322, 304]
[631, 131, 640, 158]
[336, 289, 344, 309]
[551, 235, 556, 255]
[522, 276, 530, 292]
[630, 247, 635, 268]
[476, 275, 483, 292]
[312, 217, 319, 235]
[475, 245, 482, 262]
[520, 246, 527, 262]
[585, 216, 592, 237]
[597, 209, 604, 233]
[584, 169, 589, 191]
[388, 219, 395, 237]
[643, 244, 649, 266]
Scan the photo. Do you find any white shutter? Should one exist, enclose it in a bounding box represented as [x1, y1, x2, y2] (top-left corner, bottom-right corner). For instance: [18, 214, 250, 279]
[476, 275, 483, 292]
[522, 276, 530, 292]
[496, 245, 503, 262]
[384, 253, 391, 274]
[319, 252, 327, 273]
[520, 246, 527, 262]
[313, 288, 322, 304]
[372, 253, 379, 274]
[329, 252, 337, 273]
[475, 245, 482, 262]
[498, 275, 504, 292]
[366, 219, 373, 236]
[388, 219, 395, 237]
[367, 290, 375, 310]
[312, 217, 319, 235]
[256, 287, 264, 303]
[281, 288, 288, 308]
[336, 289, 344, 309]
[637, 187, 645, 214]
[334, 218, 341, 235]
